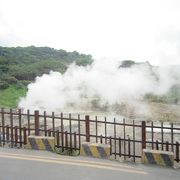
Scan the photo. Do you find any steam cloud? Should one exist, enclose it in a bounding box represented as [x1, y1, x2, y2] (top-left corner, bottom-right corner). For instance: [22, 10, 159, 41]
[18, 59, 180, 116]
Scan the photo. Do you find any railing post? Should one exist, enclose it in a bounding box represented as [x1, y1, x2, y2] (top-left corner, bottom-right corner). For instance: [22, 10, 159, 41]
[15, 126, 18, 147]
[156, 140, 159, 150]
[1, 108, 5, 145]
[142, 121, 146, 150]
[176, 142, 179, 163]
[18, 109, 22, 147]
[34, 110, 39, 136]
[23, 127, 27, 145]
[85, 115, 90, 142]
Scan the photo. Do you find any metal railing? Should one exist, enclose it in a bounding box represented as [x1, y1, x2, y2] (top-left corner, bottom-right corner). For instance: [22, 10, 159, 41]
[0, 108, 179, 162]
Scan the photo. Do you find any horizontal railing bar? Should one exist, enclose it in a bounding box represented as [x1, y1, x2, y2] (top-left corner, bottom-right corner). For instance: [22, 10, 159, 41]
[111, 152, 141, 158]
[146, 125, 180, 130]
[146, 141, 180, 146]
[0, 111, 34, 116]
[39, 115, 85, 122]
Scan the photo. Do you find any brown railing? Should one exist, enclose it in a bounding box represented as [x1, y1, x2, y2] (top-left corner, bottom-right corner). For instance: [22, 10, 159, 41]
[0, 108, 179, 162]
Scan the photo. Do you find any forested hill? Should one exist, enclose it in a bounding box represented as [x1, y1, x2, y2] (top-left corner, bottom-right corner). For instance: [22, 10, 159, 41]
[0, 46, 93, 107]
[0, 46, 93, 89]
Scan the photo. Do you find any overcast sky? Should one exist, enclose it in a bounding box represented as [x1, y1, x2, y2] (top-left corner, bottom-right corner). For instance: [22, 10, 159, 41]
[0, 0, 180, 65]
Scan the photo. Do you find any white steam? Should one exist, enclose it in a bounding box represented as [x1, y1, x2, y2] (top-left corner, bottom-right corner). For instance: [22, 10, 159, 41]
[18, 59, 180, 115]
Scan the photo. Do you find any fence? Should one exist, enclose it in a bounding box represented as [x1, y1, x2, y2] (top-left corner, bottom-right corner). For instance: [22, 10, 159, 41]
[0, 108, 179, 162]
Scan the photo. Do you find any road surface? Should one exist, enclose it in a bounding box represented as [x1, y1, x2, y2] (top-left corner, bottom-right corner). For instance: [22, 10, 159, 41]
[0, 147, 179, 180]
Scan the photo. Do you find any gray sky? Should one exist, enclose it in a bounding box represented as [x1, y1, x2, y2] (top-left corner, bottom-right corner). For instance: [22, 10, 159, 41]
[1, 0, 180, 65]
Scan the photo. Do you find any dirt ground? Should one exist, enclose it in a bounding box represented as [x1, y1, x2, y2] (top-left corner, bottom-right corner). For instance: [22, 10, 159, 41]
[70, 101, 180, 123]
[125, 102, 180, 123]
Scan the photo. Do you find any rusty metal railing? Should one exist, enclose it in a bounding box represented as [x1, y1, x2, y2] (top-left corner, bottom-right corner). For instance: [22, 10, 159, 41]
[0, 108, 179, 162]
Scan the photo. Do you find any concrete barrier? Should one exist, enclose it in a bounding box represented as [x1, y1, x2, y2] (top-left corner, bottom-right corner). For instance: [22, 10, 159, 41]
[80, 142, 110, 159]
[24, 135, 55, 151]
[142, 149, 174, 167]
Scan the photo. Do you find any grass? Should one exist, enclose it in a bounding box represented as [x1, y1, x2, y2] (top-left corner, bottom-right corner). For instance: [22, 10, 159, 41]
[54, 147, 79, 156]
[0, 85, 27, 108]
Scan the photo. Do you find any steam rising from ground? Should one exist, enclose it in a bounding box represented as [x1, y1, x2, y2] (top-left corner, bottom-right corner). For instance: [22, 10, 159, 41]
[19, 59, 180, 116]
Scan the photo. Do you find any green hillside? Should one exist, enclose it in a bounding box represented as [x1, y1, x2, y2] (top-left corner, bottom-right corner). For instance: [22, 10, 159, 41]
[0, 46, 93, 107]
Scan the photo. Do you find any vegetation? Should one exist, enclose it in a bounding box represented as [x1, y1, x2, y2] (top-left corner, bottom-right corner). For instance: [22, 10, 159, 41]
[119, 60, 180, 105]
[0, 85, 27, 107]
[119, 60, 135, 68]
[0, 46, 93, 107]
[144, 84, 180, 105]
[0, 46, 179, 108]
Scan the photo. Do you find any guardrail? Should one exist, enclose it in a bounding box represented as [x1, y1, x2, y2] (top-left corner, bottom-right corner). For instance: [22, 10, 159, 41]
[0, 108, 179, 162]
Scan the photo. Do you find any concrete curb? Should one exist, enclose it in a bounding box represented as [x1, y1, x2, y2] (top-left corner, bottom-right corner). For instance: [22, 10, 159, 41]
[24, 136, 55, 151]
[80, 142, 110, 159]
[142, 149, 174, 167]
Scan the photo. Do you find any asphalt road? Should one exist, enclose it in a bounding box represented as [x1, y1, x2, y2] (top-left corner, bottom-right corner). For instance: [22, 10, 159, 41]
[0, 147, 179, 180]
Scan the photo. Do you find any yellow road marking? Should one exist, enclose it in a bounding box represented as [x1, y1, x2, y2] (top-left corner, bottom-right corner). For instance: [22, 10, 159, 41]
[0, 151, 142, 171]
[0, 153, 147, 175]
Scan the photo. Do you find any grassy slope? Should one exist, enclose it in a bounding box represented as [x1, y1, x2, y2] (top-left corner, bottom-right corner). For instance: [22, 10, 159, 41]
[0, 46, 93, 108]
[0, 85, 27, 108]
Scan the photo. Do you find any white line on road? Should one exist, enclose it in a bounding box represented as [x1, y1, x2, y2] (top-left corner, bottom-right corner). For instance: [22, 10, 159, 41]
[0, 152, 147, 175]
[0, 151, 143, 170]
